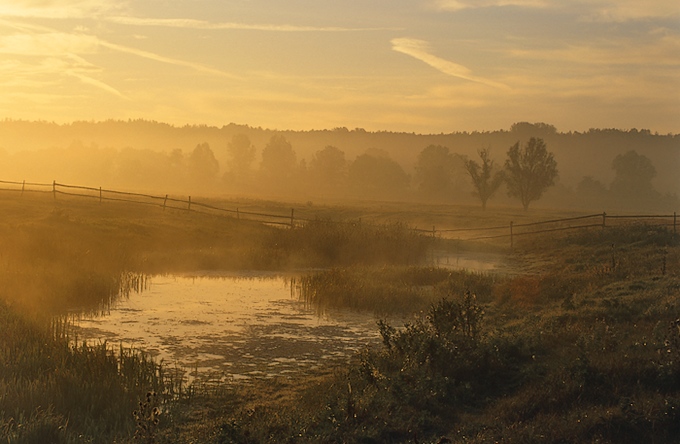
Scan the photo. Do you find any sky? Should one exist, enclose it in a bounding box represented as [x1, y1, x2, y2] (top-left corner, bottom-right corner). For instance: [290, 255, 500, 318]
[0, 0, 678, 134]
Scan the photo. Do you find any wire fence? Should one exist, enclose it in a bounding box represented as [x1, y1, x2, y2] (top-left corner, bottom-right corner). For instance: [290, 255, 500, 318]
[1, 179, 677, 245]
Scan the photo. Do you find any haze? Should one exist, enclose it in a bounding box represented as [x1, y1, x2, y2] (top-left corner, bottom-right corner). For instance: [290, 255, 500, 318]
[0, 0, 679, 134]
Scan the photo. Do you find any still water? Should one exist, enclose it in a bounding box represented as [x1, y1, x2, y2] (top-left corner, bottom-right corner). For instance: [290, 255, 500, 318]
[74, 272, 380, 382]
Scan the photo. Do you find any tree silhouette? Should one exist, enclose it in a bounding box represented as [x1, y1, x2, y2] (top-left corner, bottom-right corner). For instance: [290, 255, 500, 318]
[414, 145, 459, 202]
[610, 150, 659, 207]
[308, 145, 347, 196]
[610, 150, 656, 196]
[504, 137, 558, 210]
[348, 151, 410, 200]
[189, 142, 219, 189]
[259, 135, 297, 192]
[227, 134, 256, 182]
[465, 148, 503, 210]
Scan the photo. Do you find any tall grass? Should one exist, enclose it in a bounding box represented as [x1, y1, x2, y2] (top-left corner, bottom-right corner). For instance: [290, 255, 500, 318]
[265, 218, 431, 269]
[293, 265, 500, 314]
[0, 301, 183, 443]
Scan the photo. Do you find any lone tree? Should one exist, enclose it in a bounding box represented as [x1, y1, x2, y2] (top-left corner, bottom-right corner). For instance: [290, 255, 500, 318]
[504, 137, 558, 210]
[465, 148, 503, 210]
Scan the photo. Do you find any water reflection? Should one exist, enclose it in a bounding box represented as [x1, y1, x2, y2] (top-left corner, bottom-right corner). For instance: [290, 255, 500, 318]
[73, 273, 380, 382]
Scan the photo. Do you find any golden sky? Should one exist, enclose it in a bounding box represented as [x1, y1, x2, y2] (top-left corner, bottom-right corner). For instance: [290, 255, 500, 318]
[0, 0, 678, 133]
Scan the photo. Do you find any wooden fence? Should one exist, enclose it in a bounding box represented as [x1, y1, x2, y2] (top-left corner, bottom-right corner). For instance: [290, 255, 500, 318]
[1, 179, 677, 245]
[416, 212, 678, 247]
[0, 179, 299, 227]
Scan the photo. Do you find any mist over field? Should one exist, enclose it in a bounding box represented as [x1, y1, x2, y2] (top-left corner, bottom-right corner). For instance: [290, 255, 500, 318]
[2, 0, 680, 441]
[0, 120, 677, 212]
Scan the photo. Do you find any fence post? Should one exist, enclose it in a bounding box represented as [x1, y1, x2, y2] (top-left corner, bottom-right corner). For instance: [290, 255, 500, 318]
[162, 195, 168, 210]
[188, 196, 192, 211]
[601, 211, 607, 230]
[674, 212, 677, 236]
[52, 180, 56, 200]
[21, 180, 25, 196]
[510, 221, 514, 249]
[432, 226, 436, 238]
[290, 208, 295, 228]
[99, 187, 102, 204]
[237, 208, 240, 221]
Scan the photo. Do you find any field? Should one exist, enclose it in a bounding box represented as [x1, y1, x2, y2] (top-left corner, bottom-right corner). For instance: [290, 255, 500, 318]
[1, 191, 678, 443]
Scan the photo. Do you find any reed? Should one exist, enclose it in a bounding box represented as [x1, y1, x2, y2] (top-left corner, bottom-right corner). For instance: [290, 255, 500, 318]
[0, 301, 184, 443]
[293, 265, 501, 314]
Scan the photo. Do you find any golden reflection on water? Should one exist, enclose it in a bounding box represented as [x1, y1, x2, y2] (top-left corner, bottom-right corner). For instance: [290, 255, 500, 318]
[74, 273, 380, 382]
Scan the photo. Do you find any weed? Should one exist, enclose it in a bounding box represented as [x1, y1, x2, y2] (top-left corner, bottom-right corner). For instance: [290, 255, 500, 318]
[133, 391, 161, 444]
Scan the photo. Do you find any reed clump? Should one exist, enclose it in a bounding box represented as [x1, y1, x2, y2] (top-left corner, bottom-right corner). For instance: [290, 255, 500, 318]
[294, 265, 500, 314]
[0, 300, 183, 443]
[267, 218, 431, 269]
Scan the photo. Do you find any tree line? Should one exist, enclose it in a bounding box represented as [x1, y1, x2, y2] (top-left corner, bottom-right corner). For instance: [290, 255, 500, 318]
[221, 133, 668, 211]
[0, 121, 676, 211]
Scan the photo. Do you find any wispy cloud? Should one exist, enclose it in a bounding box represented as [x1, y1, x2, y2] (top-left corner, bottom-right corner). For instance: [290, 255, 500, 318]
[0, 32, 99, 55]
[0, 18, 238, 78]
[0, 53, 126, 98]
[391, 38, 510, 90]
[433, 0, 679, 22]
[0, 17, 237, 99]
[0, 0, 126, 19]
[434, 0, 549, 12]
[107, 16, 394, 32]
[508, 32, 680, 67]
[97, 40, 240, 79]
[582, 0, 680, 22]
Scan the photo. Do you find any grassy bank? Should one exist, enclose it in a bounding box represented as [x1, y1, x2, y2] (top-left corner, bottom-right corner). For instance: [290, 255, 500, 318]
[158, 224, 680, 443]
[0, 301, 182, 443]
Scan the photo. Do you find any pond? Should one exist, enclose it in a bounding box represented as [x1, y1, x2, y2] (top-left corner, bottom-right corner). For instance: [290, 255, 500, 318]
[73, 272, 381, 383]
[428, 249, 510, 273]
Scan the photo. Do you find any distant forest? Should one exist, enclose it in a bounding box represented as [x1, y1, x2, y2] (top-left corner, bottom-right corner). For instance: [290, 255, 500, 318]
[0, 120, 677, 212]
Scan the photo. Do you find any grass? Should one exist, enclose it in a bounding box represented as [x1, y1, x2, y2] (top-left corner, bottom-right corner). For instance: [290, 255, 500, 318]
[0, 301, 182, 443]
[163, 222, 679, 443]
[1, 190, 679, 442]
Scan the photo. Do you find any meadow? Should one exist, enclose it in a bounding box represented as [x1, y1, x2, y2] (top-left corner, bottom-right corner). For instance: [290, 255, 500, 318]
[1, 190, 678, 443]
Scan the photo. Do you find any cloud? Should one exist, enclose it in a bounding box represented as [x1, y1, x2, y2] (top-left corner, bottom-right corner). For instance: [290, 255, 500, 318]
[107, 16, 394, 32]
[0, 17, 237, 99]
[507, 33, 680, 67]
[0, 32, 99, 55]
[0, 18, 238, 79]
[0, 0, 125, 18]
[433, 0, 549, 11]
[97, 40, 241, 79]
[582, 0, 680, 22]
[391, 37, 510, 90]
[433, 0, 679, 21]
[0, 53, 126, 98]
